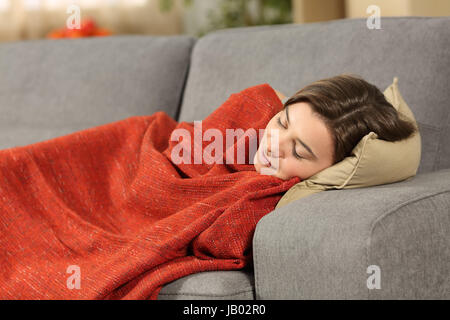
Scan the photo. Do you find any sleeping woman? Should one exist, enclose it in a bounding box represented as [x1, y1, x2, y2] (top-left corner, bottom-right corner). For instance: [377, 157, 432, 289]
[254, 74, 418, 181]
[0, 73, 418, 300]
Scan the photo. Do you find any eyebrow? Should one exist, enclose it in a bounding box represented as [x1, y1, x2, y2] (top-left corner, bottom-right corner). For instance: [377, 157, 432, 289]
[285, 105, 318, 160]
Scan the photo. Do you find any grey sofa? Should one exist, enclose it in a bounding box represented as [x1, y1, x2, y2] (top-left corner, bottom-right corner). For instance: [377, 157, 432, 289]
[0, 16, 449, 300]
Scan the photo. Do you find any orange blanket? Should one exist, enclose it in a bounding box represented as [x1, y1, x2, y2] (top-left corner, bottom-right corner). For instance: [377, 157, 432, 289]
[0, 83, 300, 299]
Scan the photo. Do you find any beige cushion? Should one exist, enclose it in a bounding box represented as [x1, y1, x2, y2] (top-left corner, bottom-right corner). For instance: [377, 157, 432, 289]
[276, 77, 422, 209]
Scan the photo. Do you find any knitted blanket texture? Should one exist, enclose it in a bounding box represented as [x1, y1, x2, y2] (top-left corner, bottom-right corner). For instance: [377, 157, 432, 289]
[0, 83, 300, 299]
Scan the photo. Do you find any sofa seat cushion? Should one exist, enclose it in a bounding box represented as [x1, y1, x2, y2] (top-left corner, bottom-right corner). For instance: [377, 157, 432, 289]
[158, 270, 255, 300]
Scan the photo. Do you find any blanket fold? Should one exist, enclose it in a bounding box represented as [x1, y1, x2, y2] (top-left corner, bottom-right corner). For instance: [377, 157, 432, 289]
[0, 83, 301, 299]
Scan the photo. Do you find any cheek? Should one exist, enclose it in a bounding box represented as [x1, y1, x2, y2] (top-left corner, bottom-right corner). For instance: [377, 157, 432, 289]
[280, 158, 298, 175]
[281, 158, 310, 180]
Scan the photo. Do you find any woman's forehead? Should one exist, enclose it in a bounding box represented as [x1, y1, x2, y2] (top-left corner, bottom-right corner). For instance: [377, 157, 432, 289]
[285, 102, 334, 157]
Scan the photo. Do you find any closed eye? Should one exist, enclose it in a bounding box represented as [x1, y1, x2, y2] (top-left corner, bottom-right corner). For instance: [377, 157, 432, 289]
[277, 116, 303, 160]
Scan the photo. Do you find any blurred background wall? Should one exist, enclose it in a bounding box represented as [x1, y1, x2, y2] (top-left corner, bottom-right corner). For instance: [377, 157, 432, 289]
[0, 0, 449, 42]
[345, 0, 450, 17]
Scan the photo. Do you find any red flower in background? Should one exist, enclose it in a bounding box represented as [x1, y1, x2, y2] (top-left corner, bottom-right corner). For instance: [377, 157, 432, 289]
[47, 18, 112, 39]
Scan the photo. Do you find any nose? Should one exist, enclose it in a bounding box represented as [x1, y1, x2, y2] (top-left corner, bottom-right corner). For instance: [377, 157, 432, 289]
[266, 131, 287, 158]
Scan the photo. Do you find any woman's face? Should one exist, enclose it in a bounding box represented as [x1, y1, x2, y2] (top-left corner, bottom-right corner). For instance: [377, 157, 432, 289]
[253, 102, 335, 180]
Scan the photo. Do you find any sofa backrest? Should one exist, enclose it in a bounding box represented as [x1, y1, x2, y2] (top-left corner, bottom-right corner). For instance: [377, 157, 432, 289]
[0, 35, 194, 150]
[178, 17, 450, 174]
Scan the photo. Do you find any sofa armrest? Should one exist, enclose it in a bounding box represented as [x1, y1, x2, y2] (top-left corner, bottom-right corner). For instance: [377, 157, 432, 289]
[253, 169, 450, 299]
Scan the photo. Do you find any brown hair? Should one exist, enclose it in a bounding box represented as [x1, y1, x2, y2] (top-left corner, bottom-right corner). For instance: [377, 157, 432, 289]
[283, 74, 418, 165]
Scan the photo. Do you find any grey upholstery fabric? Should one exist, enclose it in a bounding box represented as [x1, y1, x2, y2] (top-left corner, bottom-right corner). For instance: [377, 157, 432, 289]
[158, 270, 255, 300]
[178, 17, 450, 174]
[253, 169, 450, 299]
[0, 35, 195, 150]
